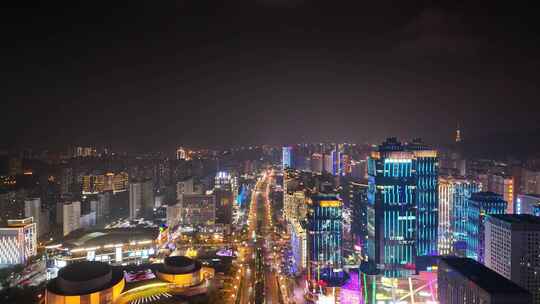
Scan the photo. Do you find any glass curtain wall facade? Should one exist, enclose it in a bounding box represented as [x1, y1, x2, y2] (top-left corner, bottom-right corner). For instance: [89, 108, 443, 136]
[367, 138, 438, 278]
[307, 195, 344, 285]
[367, 138, 417, 278]
[413, 152, 439, 256]
[465, 192, 507, 262]
[438, 177, 481, 255]
[282, 146, 294, 169]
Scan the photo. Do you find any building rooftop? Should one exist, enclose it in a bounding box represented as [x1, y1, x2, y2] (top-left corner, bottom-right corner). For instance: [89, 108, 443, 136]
[490, 214, 540, 226]
[441, 257, 531, 295]
[311, 193, 340, 200]
[158, 256, 202, 275]
[60, 227, 159, 249]
[47, 261, 124, 295]
[470, 191, 504, 201]
[59, 261, 110, 282]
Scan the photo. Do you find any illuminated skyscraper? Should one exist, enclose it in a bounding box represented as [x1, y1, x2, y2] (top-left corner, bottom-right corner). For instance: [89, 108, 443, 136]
[129, 179, 154, 219]
[176, 147, 191, 160]
[282, 146, 294, 169]
[367, 137, 438, 277]
[331, 148, 341, 176]
[492, 174, 515, 214]
[349, 182, 368, 254]
[465, 192, 507, 262]
[24, 197, 49, 237]
[176, 177, 195, 200]
[438, 176, 481, 255]
[311, 153, 323, 173]
[323, 154, 333, 173]
[61, 201, 81, 236]
[0, 217, 37, 265]
[179, 194, 216, 226]
[455, 123, 462, 143]
[516, 194, 540, 215]
[485, 214, 540, 304]
[407, 138, 439, 257]
[290, 220, 307, 275]
[307, 194, 344, 285]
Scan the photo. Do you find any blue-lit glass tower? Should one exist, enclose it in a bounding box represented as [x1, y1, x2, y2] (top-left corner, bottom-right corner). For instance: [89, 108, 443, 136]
[453, 181, 481, 243]
[367, 138, 417, 277]
[466, 192, 507, 262]
[331, 149, 341, 176]
[367, 137, 439, 278]
[307, 194, 345, 285]
[408, 139, 439, 256]
[439, 177, 481, 256]
[282, 146, 294, 169]
[350, 181, 369, 255]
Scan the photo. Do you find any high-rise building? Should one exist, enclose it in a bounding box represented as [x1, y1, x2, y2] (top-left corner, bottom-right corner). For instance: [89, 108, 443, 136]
[323, 154, 333, 174]
[331, 149, 341, 176]
[367, 137, 438, 277]
[455, 123, 462, 143]
[179, 194, 216, 226]
[83, 172, 128, 195]
[282, 146, 294, 169]
[166, 204, 182, 228]
[73, 146, 96, 158]
[112, 172, 129, 193]
[490, 174, 515, 214]
[283, 191, 307, 223]
[350, 159, 367, 180]
[0, 188, 28, 223]
[466, 192, 507, 262]
[24, 197, 42, 236]
[438, 176, 481, 255]
[8, 158, 23, 175]
[310, 153, 323, 173]
[521, 168, 540, 194]
[307, 194, 344, 285]
[96, 191, 111, 223]
[129, 179, 154, 219]
[59, 167, 73, 195]
[516, 194, 540, 215]
[176, 177, 195, 200]
[62, 201, 81, 236]
[349, 182, 368, 254]
[214, 171, 233, 190]
[407, 138, 439, 256]
[438, 257, 531, 304]
[176, 146, 192, 160]
[290, 220, 307, 275]
[214, 189, 233, 224]
[0, 217, 37, 265]
[485, 214, 540, 303]
[82, 174, 99, 194]
[129, 183, 142, 219]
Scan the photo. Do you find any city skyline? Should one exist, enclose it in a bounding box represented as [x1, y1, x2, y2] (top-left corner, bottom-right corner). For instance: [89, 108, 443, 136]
[2, 2, 540, 304]
[3, 2, 540, 151]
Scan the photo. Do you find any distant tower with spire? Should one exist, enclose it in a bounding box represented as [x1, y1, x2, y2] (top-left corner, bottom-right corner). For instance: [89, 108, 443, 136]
[455, 122, 462, 143]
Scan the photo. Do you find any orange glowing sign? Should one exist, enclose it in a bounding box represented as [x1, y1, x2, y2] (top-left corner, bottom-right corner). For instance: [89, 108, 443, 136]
[319, 200, 342, 207]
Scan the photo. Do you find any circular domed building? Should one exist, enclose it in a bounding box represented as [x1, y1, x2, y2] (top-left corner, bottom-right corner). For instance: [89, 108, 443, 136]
[156, 256, 203, 287]
[46, 261, 125, 304]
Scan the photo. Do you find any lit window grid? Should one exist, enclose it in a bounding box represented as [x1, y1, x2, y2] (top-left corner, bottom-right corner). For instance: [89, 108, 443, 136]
[308, 204, 343, 282]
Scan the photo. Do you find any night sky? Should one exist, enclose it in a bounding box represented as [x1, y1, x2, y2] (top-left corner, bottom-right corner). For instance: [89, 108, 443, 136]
[3, 1, 540, 151]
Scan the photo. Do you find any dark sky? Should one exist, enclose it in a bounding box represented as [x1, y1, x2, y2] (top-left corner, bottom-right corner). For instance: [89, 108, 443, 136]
[2, 1, 540, 151]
